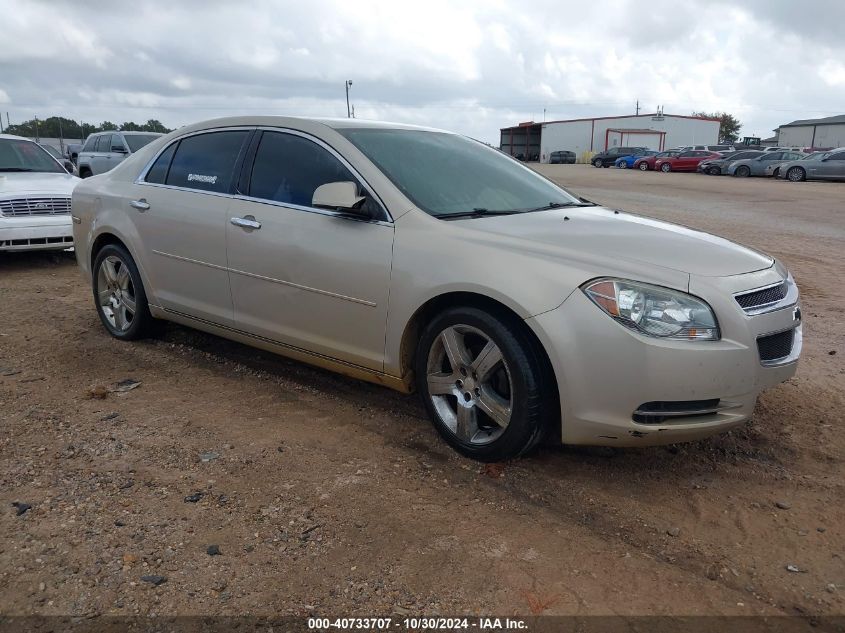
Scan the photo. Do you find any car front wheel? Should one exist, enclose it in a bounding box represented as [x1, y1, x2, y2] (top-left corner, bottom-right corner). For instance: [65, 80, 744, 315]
[707, 166, 720, 176]
[787, 167, 806, 182]
[93, 243, 156, 340]
[735, 165, 751, 177]
[592, 158, 603, 168]
[415, 307, 549, 462]
[638, 162, 649, 171]
[618, 161, 628, 169]
[660, 162, 672, 172]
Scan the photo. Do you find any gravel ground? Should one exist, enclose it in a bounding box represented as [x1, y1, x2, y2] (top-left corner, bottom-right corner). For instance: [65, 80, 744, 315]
[0, 165, 842, 619]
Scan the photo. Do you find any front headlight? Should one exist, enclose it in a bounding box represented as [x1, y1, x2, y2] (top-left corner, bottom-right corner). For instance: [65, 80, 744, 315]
[583, 278, 720, 341]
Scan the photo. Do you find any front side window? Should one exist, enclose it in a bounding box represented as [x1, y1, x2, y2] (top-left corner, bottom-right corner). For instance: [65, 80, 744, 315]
[828, 152, 845, 161]
[0, 139, 65, 173]
[165, 130, 249, 193]
[337, 128, 580, 217]
[248, 131, 363, 209]
[110, 135, 126, 152]
[679, 152, 696, 158]
[82, 136, 98, 152]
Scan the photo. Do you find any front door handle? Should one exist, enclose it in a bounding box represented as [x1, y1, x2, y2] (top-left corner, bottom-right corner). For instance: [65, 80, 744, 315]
[230, 216, 261, 230]
[130, 199, 150, 211]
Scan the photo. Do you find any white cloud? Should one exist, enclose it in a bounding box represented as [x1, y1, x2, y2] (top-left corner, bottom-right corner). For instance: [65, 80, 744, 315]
[0, 0, 843, 142]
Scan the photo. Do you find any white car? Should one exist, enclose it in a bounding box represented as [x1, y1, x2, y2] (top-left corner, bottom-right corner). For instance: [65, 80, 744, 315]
[1, 134, 79, 251]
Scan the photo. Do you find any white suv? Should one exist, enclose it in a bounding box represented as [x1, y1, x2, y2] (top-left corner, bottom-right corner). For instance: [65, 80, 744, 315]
[77, 131, 162, 178]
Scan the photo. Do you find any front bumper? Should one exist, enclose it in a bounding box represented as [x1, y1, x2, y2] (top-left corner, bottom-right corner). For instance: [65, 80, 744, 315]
[0, 216, 74, 251]
[528, 266, 801, 446]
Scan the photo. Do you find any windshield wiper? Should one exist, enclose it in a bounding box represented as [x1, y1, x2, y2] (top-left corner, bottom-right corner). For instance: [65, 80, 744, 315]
[0, 167, 37, 172]
[521, 201, 597, 213]
[438, 208, 519, 220]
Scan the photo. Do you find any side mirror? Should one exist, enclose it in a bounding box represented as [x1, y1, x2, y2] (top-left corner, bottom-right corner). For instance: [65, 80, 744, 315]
[312, 181, 368, 215]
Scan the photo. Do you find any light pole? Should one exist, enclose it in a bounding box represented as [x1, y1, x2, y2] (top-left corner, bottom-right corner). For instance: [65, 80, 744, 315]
[345, 80, 353, 118]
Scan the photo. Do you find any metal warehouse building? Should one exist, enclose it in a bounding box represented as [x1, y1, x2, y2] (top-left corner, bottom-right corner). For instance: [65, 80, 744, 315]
[500, 113, 720, 163]
[775, 114, 845, 149]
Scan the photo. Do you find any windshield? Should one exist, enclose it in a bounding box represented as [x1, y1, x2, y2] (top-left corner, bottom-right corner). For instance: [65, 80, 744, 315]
[0, 139, 65, 173]
[124, 134, 160, 152]
[337, 128, 580, 217]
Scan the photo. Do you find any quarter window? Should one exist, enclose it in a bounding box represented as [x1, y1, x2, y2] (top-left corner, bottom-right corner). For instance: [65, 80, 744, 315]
[165, 130, 249, 193]
[248, 131, 365, 209]
[145, 142, 177, 184]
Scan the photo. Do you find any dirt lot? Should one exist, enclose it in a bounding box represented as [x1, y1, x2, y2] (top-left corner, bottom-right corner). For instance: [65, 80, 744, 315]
[1, 166, 842, 620]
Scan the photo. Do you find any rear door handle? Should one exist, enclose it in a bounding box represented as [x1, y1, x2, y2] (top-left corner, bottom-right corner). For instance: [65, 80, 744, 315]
[130, 199, 150, 211]
[230, 216, 261, 230]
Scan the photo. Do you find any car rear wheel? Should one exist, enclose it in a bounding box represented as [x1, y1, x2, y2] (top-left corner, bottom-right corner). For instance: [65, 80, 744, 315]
[93, 244, 156, 340]
[787, 166, 806, 182]
[638, 162, 649, 171]
[660, 162, 672, 173]
[592, 158, 603, 168]
[707, 166, 720, 176]
[415, 306, 549, 462]
[735, 165, 751, 178]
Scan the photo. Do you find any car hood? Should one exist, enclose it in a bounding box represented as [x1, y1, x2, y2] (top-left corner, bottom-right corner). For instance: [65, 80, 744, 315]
[0, 172, 80, 196]
[458, 207, 773, 278]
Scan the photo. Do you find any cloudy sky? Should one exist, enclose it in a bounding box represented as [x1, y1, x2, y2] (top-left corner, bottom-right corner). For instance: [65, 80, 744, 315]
[1, 0, 844, 143]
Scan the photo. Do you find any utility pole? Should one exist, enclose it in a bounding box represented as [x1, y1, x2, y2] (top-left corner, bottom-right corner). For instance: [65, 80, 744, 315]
[345, 80, 353, 118]
[34, 116, 40, 141]
[636, 100, 640, 116]
[543, 108, 546, 122]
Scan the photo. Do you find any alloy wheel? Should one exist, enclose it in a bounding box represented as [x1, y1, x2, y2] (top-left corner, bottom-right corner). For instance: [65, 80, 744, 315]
[787, 167, 804, 182]
[96, 255, 137, 332]
[426, 324, 513, 445]
[638, 162, 649, 171]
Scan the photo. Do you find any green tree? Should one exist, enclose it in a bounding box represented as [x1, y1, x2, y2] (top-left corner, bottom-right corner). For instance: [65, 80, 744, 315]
[693, 111, 742, 143]
[5, 115, 171, 138]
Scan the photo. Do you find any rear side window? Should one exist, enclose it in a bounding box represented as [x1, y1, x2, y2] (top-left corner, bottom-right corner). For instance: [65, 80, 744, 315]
[165, 131, 249, 193]
[248, 131, 360, 208]
[145, 142, 178, 184]
[828, 152, 845, 161]
[94, 135, 111, 152]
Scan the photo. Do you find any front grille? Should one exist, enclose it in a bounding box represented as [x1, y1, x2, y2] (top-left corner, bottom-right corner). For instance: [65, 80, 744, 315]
[633, 399, 721, 424]
[757, 329, 795, 363]
[0, 197, 72, 216]
[735, 282, 787, 311]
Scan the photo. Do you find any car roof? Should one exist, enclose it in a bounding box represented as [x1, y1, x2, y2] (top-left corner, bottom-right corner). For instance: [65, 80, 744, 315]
[165, 116, 452, 137]
[0, 133, 34, 142]
[89, 130, 164, 136]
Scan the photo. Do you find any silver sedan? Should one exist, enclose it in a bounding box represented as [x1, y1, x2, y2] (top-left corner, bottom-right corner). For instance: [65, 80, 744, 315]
[778, 148, 845, 181]
[71, 116, 802, 462]
[727, 151, 805, 177]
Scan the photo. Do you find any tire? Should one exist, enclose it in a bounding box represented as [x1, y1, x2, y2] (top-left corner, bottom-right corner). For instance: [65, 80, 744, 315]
[660, 162, 672, 173]
[735, 165, 751, 178]
[592, 159, 603, 168]
[79, 167, 93, 178]
[638, 162, 649, 171]
[707, 166, 720, 176]
[787, 166, 806, 182]
[415, 306, 550, 462]
[618, 161, 628, 169]
[92, 243, 156, 340]
[771, 167, 780, 178]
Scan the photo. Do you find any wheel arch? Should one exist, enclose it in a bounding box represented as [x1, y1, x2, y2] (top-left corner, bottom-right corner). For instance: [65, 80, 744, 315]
[88, 230, 155, 304]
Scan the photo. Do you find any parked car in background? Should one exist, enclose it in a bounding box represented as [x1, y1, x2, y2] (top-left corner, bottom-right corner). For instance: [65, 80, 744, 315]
[778, 148, 845, 182]
[0, 134, 79, 251]
[615, 150, 657, 169]
[697, 150, 765, 175]
[77, 131, 163, 178]
[654, 150, 721, 172]
[72, 116, 801, 461]
[681, 144, 735, 153]
[549, 150, 576, 164]
[591, 146, 648, 168]
[727, 151, 805, 178]
[65, 142, 82, 164]
[632, 150, 680, 171]
[761, 146, 804, 153]
[39, 143, 78, 175]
